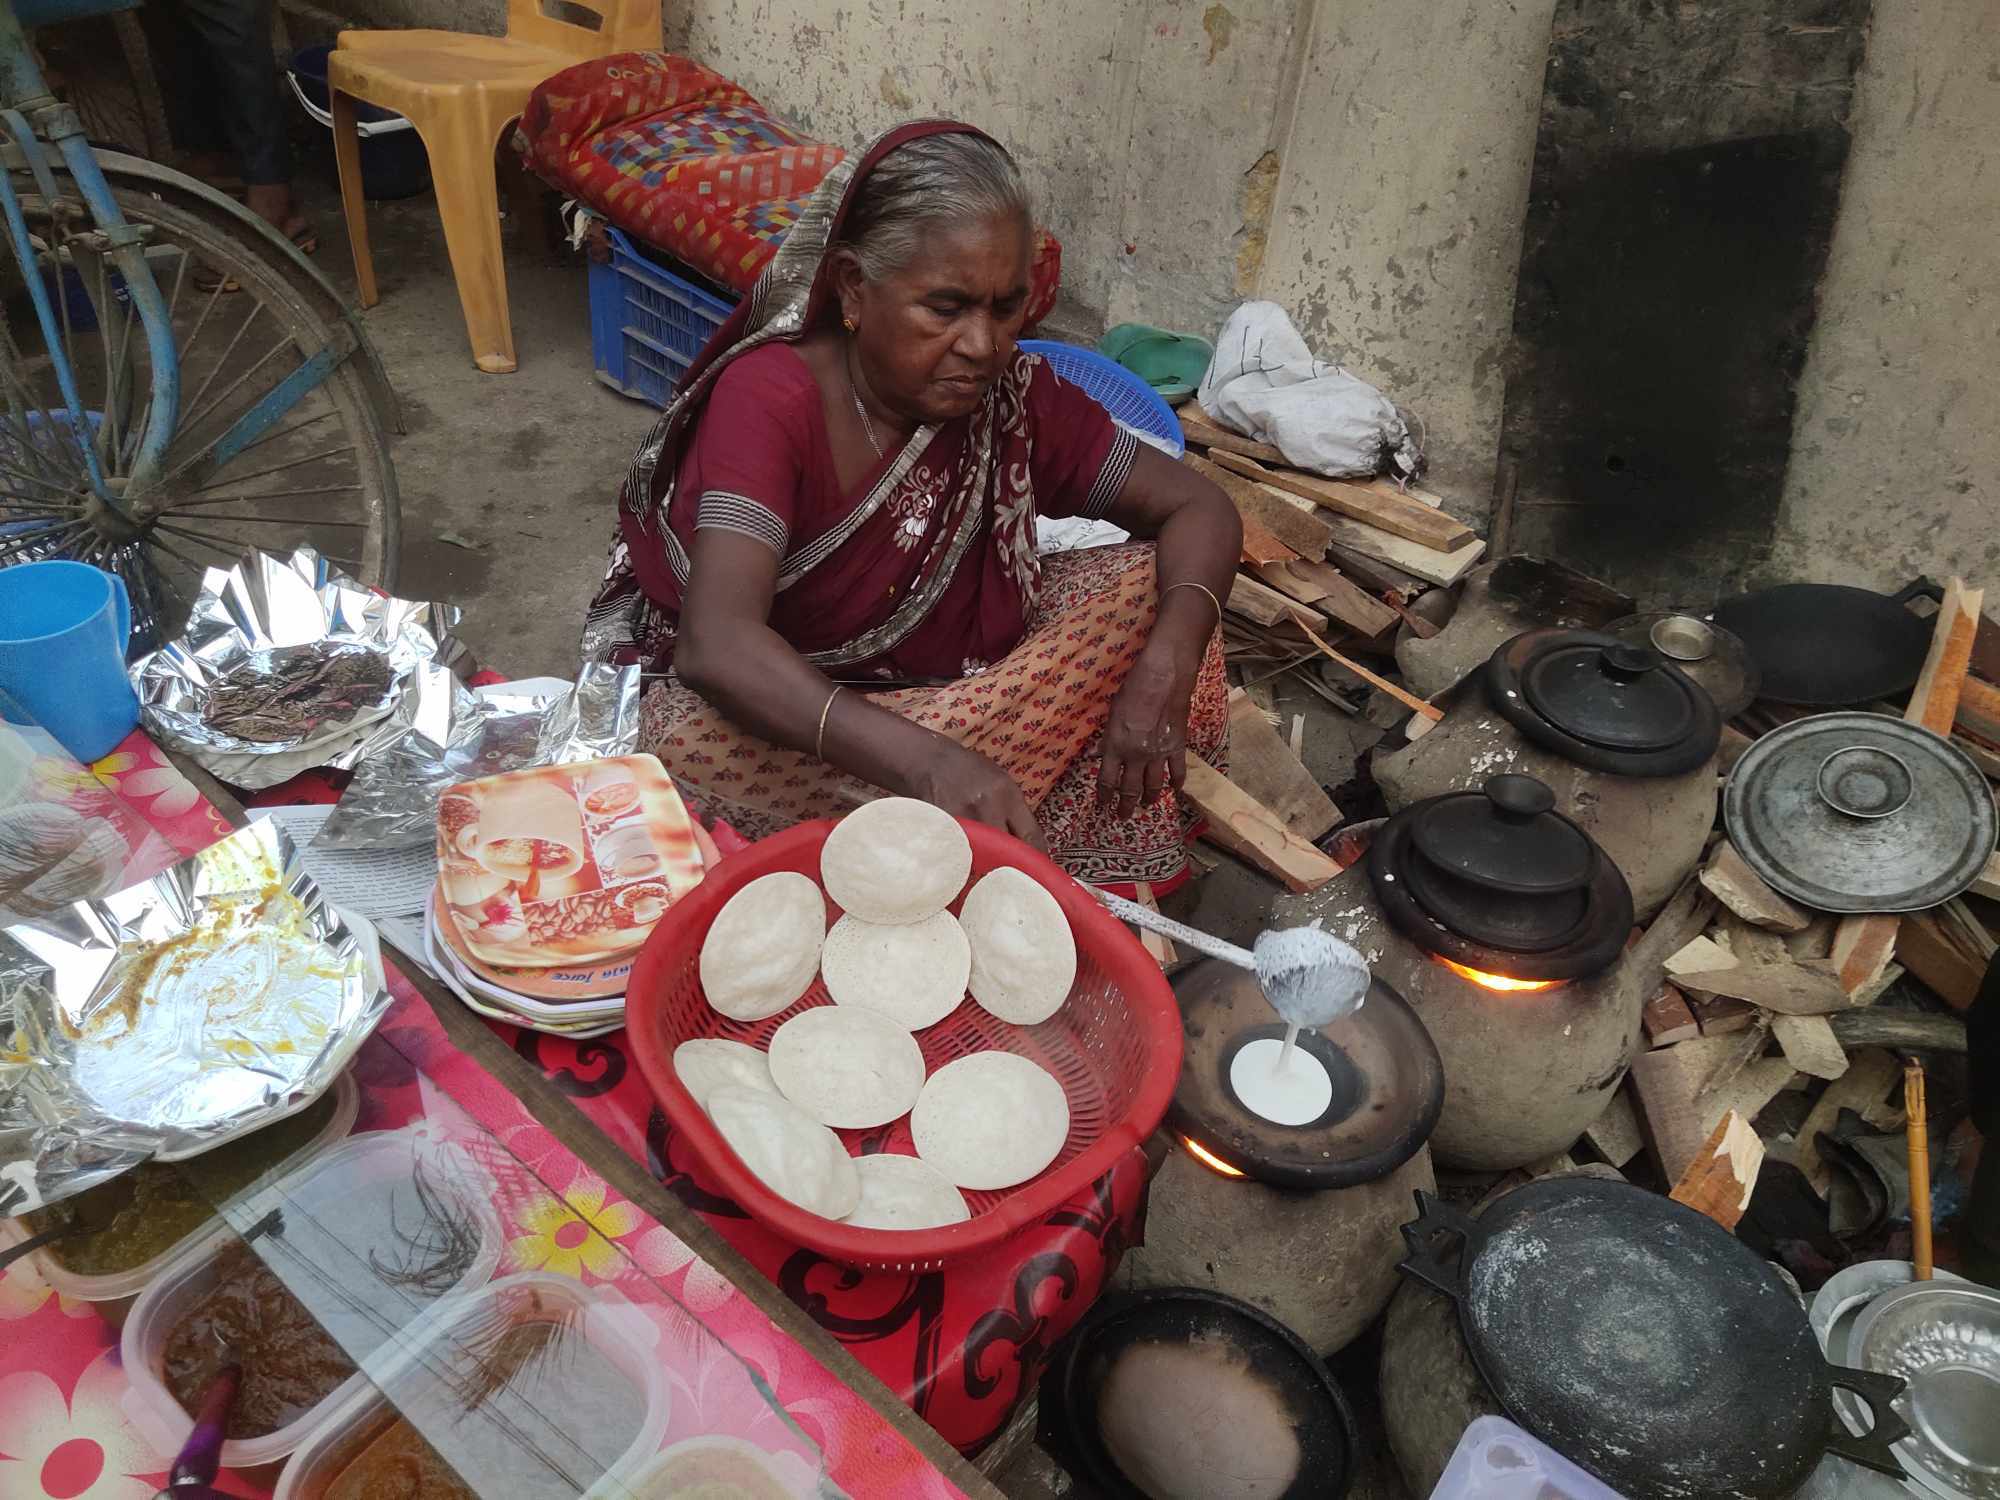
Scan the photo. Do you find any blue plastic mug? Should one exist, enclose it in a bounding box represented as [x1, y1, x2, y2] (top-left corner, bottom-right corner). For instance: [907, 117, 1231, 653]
[0, 561, 140, 761]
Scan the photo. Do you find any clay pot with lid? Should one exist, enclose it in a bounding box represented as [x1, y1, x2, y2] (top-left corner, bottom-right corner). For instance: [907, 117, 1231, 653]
[1277, 778, 1658, 1171]
[1376, 629, 1721, 921]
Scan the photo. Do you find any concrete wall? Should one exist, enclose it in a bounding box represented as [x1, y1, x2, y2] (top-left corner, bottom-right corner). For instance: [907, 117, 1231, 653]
[320, 0, 1998, 594]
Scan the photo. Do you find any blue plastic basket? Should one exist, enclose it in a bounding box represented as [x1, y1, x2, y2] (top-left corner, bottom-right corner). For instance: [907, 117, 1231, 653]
[589, 228, 741, 408]
[1019, 339, 1185, 457]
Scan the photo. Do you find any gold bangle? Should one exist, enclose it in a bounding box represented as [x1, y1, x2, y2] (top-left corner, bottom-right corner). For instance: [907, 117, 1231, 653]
[815, 685, 843, 761]
[1161, 580, 1221, 621]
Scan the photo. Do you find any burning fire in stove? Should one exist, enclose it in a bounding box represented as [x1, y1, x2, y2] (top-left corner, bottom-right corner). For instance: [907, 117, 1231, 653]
[1435, 957, 1563, 994]
[1180, 1135, 1247, 1178]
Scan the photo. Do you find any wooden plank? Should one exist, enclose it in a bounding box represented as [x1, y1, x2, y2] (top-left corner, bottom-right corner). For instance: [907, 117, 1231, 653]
[1358, 475, 1447, 511]
[1663, 934, 1733, 981]
[1897, 903, 1993, 1011]
[1286, 613, 1445, 723]
[1182, 755, 1341, 893]
[1955, 674, 2000, 747]
[1184, 452, 1332, 560]
[1224, 690, 1342, 842]
[1630, 1034, 1796, 1181]
[1178, 404, 1287, 465]
[1642, 984, 1701, 1047]
[1132, 882, 1177, 969]
[1228, 573, 1326, 630]
[1208, 449, 1475, 551]
[1324, 543, 1427, 600]
[1832, 578, 1986, 995]
[1583, 1085, 1645, 1168]
[1672, 957, 1852, 1015]
[1692, 994, 1759, 1037]
[1237, 514, 1300, 567]
[1700, 841, 1810, 933]
[1971, 848, 2000, 901]
[1796, 1049, 1902, 1195]
[1668, 1110, 1765, 1230]
[1309, 502, 1487, 587]
[1252, 559, 1399, 638]
[1249, 559, 1333, 607]
[1827, 1007, 1966, 1055]
[1773, 1013, 1849, 1080]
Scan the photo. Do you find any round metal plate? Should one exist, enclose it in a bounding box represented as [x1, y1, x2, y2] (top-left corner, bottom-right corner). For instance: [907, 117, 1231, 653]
[1724, 712, 1998, 913]
[1455, 1178, 1829, 1500]
[1847, 1280, 2000, 1500]
[1166, 961, 1443, 1189]
[1606, 610, 1761, 717]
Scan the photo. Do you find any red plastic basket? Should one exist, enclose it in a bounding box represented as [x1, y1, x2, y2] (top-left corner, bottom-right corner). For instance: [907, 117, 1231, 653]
[625, 819, 1183, 1272]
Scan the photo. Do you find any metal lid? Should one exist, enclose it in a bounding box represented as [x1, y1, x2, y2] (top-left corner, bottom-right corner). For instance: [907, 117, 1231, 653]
[1844, 1279, 2000, 1500]
[1604, 610, 1761, 718]
[1723, 712, 1998, 913]
[1409, 775, 1595, 896]
[1485, 629, 1721, 775]
[1165, 960, 1443, 1190]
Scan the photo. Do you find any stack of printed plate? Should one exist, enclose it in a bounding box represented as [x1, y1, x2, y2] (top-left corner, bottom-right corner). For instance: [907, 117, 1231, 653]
[428, 753, 710, 1037]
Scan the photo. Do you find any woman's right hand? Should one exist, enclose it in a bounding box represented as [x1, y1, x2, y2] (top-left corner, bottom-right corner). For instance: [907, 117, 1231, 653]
[901, 736, 1047, 851]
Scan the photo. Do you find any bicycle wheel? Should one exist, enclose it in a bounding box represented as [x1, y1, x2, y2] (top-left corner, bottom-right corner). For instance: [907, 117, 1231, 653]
[0, 165, 399, 648]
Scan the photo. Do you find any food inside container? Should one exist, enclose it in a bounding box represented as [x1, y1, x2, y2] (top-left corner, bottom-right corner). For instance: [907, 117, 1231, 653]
[436, 755, 704, 967]
[202, 644, 396, 746]
[121, 1129, 503, 1470]
[271, 1274, 669, 1500]
[18, 1084, 344, 1278]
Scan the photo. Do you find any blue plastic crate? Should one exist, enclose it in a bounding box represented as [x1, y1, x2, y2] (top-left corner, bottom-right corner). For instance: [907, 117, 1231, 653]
[589, 227, 740, 409]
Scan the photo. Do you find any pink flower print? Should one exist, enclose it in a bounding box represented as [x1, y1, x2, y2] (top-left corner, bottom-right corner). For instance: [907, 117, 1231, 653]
[0, 1253, 92, 1323]
[0, 1352, 163, 1499]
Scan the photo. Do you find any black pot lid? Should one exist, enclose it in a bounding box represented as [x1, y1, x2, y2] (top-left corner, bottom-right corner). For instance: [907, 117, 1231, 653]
[1397, 1178, 1911, 1499]
[1711, 580, 1939, 707]
[1166, 958, 1442, 1190]
[1052, 1289, 1358, 1500]
[1485, 629, 1721, 775]
[1724, 711, 1999, 913]
[1368, 779, 1633, 979]
[1603, 610, 1761, 718]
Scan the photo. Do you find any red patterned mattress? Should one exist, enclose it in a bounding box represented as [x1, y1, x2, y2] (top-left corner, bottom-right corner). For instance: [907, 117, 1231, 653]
[516, 51, 1060, 323]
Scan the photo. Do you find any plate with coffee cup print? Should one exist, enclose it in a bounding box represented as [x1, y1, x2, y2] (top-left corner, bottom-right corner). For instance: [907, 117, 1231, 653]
[435, 754, 707, 967]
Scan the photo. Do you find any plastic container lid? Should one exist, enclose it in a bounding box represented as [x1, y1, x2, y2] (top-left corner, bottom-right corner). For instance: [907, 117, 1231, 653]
[0, 1069, 359, 1307]
[271, 1273, 670, 1500]
[1430, 1416, 1627, 1500]
[120, 1127, 502, 1472]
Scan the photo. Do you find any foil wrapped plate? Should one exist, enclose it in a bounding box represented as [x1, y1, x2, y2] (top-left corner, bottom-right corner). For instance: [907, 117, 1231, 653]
[134, 548, 465, 789]
[1847, 1280, 2000, 1500]
[0, 818, 389, 1214]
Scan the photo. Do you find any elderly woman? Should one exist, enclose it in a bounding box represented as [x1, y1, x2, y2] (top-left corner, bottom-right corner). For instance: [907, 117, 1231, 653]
[583, 121, 1240, 893]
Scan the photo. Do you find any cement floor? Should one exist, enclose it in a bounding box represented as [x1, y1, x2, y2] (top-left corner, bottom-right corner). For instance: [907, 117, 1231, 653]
[298, 152, 1412, 1499]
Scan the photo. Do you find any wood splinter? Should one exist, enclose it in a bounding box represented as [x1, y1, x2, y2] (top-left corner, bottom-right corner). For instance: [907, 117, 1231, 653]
[1669, 1109, 1765, 1230]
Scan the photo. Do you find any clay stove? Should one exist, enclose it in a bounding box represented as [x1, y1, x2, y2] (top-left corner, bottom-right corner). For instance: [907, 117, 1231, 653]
[1378, 628, 1721, 919]
[1121, 952, 1444, 1353]
[1279, 775, 1678, 1172]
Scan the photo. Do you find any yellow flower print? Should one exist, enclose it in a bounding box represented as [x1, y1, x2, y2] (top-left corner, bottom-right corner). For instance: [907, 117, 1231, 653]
[505, 1177, 644, 1281]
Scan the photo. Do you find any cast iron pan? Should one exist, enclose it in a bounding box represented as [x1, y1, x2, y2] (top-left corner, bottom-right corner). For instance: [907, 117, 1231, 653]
[1711, 579, 1941, 706]
[1398, 1178, 1909, 1500]
[1051, 1288, 1357, 1500]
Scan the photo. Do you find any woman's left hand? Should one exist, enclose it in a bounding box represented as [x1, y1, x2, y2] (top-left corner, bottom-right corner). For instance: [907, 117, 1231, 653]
[1099, 649, 1196, 818]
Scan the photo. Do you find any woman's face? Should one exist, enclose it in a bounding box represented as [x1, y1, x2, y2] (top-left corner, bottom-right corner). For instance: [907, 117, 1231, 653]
[841, 211, 1032, 426]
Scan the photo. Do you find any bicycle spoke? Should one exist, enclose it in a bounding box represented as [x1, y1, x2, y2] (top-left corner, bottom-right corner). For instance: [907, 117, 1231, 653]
[172, 483, 363, 511]
[180, 299, 262, 430]
[183, 443, 356, 495]
[158, 511, 365, 527]
[179, 336, 293, 446]
[0, 519, 86, 560]
[152, 521, 243, 558]
[0, 464, 81, 500]
[220, 405, 339, 463]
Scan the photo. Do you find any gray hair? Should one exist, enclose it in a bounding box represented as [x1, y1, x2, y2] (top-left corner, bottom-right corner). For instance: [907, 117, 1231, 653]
[837, 132, 1033, 283]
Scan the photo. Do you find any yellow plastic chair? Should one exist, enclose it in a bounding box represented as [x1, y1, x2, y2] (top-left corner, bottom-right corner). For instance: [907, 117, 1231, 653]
[328, 0, 659, 373]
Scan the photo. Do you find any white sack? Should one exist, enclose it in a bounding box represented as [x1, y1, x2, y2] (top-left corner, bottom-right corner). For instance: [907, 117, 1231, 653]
[1198, 301, 1421, 480]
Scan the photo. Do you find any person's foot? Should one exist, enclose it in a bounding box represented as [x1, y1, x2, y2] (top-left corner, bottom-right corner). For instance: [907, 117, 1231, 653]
[244, 183, 318, 255]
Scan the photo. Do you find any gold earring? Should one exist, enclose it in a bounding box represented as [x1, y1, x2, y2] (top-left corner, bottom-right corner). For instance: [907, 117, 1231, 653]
[842, 316, 857, 334]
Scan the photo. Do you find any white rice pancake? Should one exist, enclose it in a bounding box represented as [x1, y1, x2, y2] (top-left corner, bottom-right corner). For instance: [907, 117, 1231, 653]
[844, 1153, 972, 1231]
[767, 1005, 927, 1129]
[819, 796, 971, 925]
[700, 871, 826, 1021]
[705, 1085, 859, 1219]
[960, 866, 1077, 1025]
[911, 1051, 1071, 1190]
[821, 911, 970, 1029]
[673, 1038, 776, 1111]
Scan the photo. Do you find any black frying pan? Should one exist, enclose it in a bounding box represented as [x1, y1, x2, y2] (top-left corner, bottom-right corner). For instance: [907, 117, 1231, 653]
[1710, 579, 1941, 706]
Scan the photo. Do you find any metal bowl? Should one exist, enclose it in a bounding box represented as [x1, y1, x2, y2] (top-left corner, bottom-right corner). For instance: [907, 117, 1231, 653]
[1847, 1279, 2000, 1500]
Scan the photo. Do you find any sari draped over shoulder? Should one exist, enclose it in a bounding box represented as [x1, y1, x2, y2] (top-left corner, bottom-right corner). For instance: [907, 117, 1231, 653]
[581, 121, 1228, 891]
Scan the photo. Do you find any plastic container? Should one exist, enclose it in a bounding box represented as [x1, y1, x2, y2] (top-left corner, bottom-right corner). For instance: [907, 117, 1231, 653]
[120, 1127, 503, 1478]
[588, 227, 739, 409]
[286, 45, 431, 201]
[0, 560, 139, 760]
[1020, 338, 1186, 456]
[0, 1071, 359, 1330]
[1430, 1416, 1627, 1500]
[625, 819, 1183, 1273]
[271, 1273, 670, 1500]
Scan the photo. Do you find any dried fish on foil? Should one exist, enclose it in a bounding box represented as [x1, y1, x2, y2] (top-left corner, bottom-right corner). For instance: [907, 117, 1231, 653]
[133, 548, 468, 789]
[0, 819, 388, 1214]
[314, 664, 642, 851]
